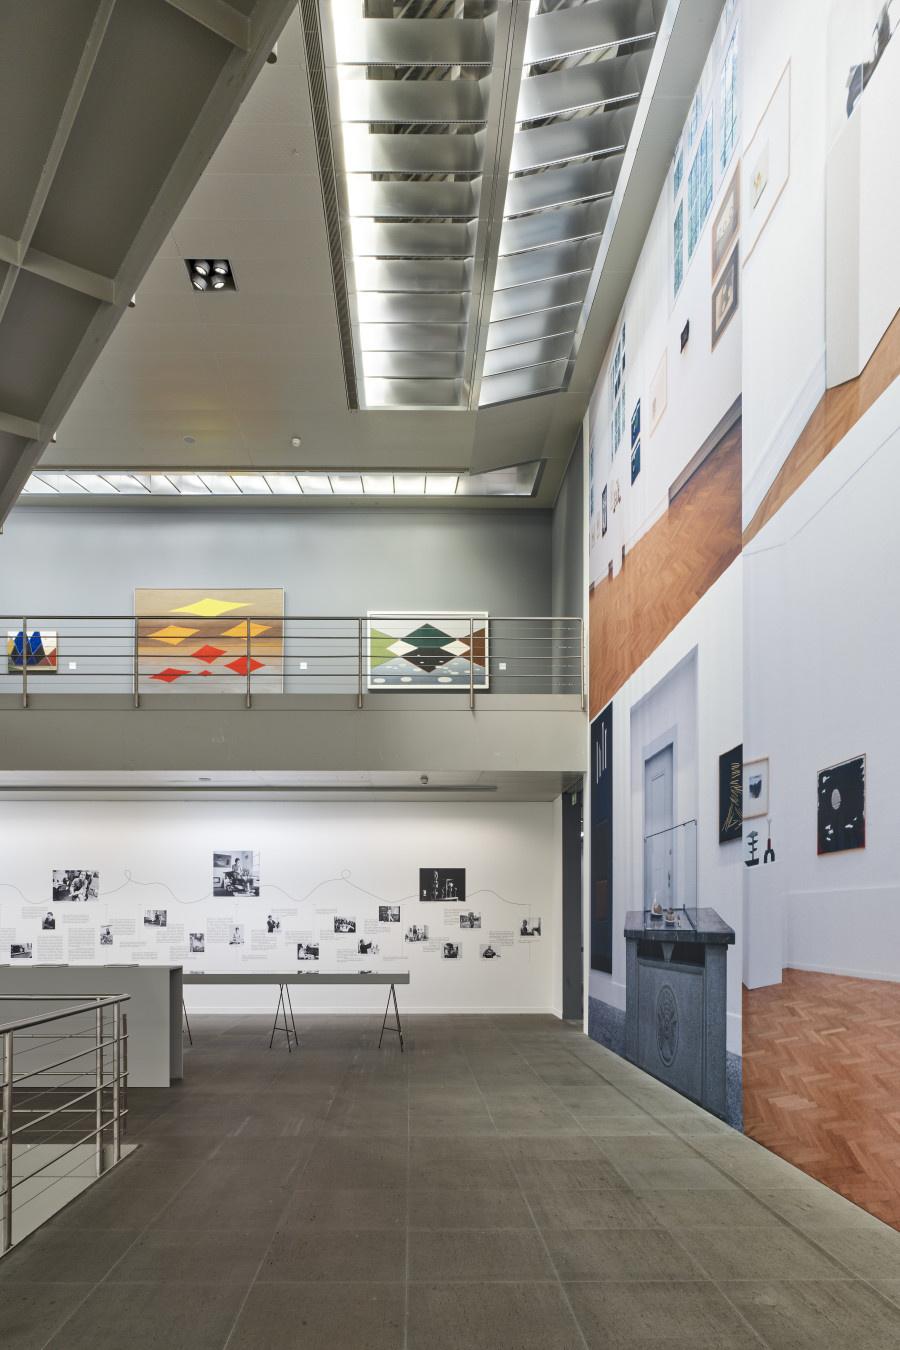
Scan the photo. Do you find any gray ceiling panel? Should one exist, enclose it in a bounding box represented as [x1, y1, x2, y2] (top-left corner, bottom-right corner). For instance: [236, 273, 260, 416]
[336, 77, 488, 126]
[358, 322, 465, 352]
[479, 360, 568, 405]
[0, 271, 101, 422]
[516, 52, 651, 124]
[336, 17, 491, 67]
[509, 105, 637, 172]
[354, 258, 472, 293]
[498, 200, 609, 256]
[487, 271, 590, 322]
[341, 131, 482, 176]
[483, 334, 574, 378]
[355, 292, 469, 324]
[524, 0, 664, 65]
[347, 179, 480, 219]
[493, 237, 601, 290]
[362, 350, 464, 379]
[487, 304, 583, 350]
[351, 222, 475, 258]
[504, 157, 622, 217]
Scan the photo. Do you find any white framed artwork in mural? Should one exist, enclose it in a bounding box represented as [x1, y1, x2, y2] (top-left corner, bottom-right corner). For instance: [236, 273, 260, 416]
[742, 757, 769, 819]
[649, 351, 667, 435]
[367, 612, 489, 690]
[742, 61, 791, 266]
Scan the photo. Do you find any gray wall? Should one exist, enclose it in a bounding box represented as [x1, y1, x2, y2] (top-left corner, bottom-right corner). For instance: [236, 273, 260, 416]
[0, 506, 552, 616]
[551, 433, 584, 619]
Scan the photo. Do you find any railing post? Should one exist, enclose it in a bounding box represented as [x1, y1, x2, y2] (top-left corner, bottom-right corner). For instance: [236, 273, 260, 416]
[133, 616, 140, 708]
[2, 1029, 13, 1253]
[357, 618, 363, 709]
[95, 1006, 103, 1176]
[245, 618, 251, 709]
[112, 1002, 121, 1163]
[469, 617, 474, 711]
[21, 617, 27, 710]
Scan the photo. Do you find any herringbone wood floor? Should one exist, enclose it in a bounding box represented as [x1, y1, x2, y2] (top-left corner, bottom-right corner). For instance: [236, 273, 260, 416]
[588, 425, 741, 717]
[744, 969, 900, 1230]
[744, 304, 900, 545]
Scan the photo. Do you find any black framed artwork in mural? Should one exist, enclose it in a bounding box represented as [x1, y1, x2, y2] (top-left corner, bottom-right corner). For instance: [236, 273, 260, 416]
[590, 702, 613, 974]
[419, 868, 466, 902]
[817, 756, 865, 854]
[718, 744, 743, 843]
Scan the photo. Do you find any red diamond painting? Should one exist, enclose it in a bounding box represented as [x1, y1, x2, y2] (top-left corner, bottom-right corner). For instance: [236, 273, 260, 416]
[151, 668, 190, 683]
[225, 656, 265, 676]
[191, 645, 226, 664]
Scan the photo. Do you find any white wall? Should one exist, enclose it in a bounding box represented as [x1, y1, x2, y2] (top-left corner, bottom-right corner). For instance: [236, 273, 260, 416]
[741, 0, 828, 524]
[589, 559, 744, 1053]
[0, 801, 560, 1014]
[743, 372, 900, 985]
[588, 4, 742, 586]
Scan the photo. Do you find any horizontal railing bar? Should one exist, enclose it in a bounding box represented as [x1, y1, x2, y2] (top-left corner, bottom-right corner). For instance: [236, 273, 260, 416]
[4, 1114, 125, 1192]
[9, 1082, 123, 1141]
[0, 996, 128, 1036]
[6, 1036, 124, 1085]
[2, 613, 583, 622]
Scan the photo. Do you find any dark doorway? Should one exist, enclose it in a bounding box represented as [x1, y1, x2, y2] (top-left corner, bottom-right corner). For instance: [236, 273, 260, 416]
[561, 781, 584, 1020]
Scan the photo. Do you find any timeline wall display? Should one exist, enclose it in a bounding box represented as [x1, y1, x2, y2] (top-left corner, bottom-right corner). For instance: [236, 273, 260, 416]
[420, 868, 466, 902]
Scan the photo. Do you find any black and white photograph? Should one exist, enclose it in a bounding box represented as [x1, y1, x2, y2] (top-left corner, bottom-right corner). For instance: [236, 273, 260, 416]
[41, 911, 55, 930]
[11, 943, 32, 959]
[100, 925, 113, 946]
[189, 932, 205, 953]
[229, 924, 245, 945]
[480, 943, 501, 959]
[297, 942, 319, 961]
[419, 867, 466, 903]
[144, 909, 167, 927]
[519, 917, 542, 937]
[459, 911, 481, 929]
[442, 942, 461, 959]
[742, 757, 769, 819]
[265, 914, 281, 933]
[52, 869, 99, 902]
[405, 924, 429, 943]
[817, 755, 866, 854]
[379, 905, 401, 923]
[358, 937, 380, 956]
[334, 915, 356, 934]
[213, 850, 260, 897]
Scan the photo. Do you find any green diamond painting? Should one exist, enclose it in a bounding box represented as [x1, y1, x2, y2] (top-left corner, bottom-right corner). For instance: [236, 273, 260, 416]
[367, 613, 488, 690]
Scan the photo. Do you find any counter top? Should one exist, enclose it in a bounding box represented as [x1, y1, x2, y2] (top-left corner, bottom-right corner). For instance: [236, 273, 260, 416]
[624, 907, 735, 945]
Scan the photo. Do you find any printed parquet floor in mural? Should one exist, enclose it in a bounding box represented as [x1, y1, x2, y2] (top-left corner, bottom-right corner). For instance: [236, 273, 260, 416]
[588, 424, 741, 717]
[743, 969, 900, 1230]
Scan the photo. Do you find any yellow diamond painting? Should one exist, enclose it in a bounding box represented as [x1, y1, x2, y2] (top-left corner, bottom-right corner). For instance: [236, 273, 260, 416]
[136, 588, 283, 693]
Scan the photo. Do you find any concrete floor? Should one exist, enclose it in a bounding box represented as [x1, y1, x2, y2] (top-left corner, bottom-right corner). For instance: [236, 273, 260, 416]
[3, 1012, 900, 1349]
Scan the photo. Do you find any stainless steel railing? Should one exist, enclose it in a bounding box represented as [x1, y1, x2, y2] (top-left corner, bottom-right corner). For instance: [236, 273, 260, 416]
[0, 994, 129, 1255]
[2, 614, 585, 709]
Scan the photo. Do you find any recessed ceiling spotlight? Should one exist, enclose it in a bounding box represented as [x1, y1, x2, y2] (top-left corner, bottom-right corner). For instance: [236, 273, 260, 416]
[291, 437, 302, 448]
[183, 436, 196, 444]
[185, 259, 236, 292]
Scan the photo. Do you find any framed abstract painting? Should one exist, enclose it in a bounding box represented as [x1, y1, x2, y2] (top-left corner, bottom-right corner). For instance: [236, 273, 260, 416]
[135, 588, 283, 692]
[368, 612, 488, 690]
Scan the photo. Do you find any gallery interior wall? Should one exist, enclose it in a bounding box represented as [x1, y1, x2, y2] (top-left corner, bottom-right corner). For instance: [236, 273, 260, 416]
[0, 800, 560, 1015]
[0, 507, 552, 618]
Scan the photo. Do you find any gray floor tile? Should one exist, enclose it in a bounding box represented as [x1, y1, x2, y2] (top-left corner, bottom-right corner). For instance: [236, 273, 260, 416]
[809, 1225, 900, 1278]
[719, 1278, 900, 1349]
[42, 1281, 248, 1350]
[637, 1188, 783, 1229]
[596, 1134, 698, 1162]
[409, 1136, 508, 1164]
[0, 1283, 93, 1350]
[545, 1228, 706, 1281]
[565, 1279, 763, 1349]
[751, 1185, 890, 1231]
[259, 1229, 407, 1282]
[500, 1135, 603, 1161]
[574, 1114, 670, 1137]
[409, 1188, 535, 1230]
[150, 1159, 299, 1229]
[282, 1189, 407, 1230]
[300, 1138, 409, 1190]
[611, 1157, 738, 1191]
[408, 1229, 556, 1282]
[671, 1225, 849, 1280]
[408, 1159, 519, 1190]
[525, 1189, 655, 1231]
[408, 1280, 587, 1350]
[0, 1226, 140, 1284]
[225, 1282, 406, 1350]
[106, 1227, 271, 1283]
[509, 1159, 628, 1191]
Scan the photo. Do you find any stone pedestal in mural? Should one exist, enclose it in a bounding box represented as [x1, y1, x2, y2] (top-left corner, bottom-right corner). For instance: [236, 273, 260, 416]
[624, 907, 735, 1119]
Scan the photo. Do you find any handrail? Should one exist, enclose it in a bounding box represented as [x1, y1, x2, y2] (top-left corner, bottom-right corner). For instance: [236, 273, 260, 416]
[0, 993, 129, 1255]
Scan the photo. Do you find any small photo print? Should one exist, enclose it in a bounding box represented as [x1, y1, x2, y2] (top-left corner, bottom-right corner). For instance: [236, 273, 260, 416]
[334, 915, 357, 934]
[420, 867, 465, 903]
[519, 917, 542, 937]
[144, 909, 167, 927]
[189, 932, 205, 953]
[11, 943, 32, 960]
[459, 911, 481, 929]
[742, 757, 769, 819]
[480, 943, 501, 959]
[405, 924, 429, 943]
[379, 905, 401, 923]
[100, 925, 113, 946]
[229, 924, 245, 945]
[41, 911, 55, 930]
[213, 850, 260, 898]
[52, 869, 99, 902]
[442, 942, 462, 959]
[265, 915, 281, 933]
[358, 938, 379, 955]
[297, 942, 319, 961]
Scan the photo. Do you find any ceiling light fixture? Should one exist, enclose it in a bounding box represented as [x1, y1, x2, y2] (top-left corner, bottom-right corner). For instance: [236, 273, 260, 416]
[185, 259, 236, 292]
